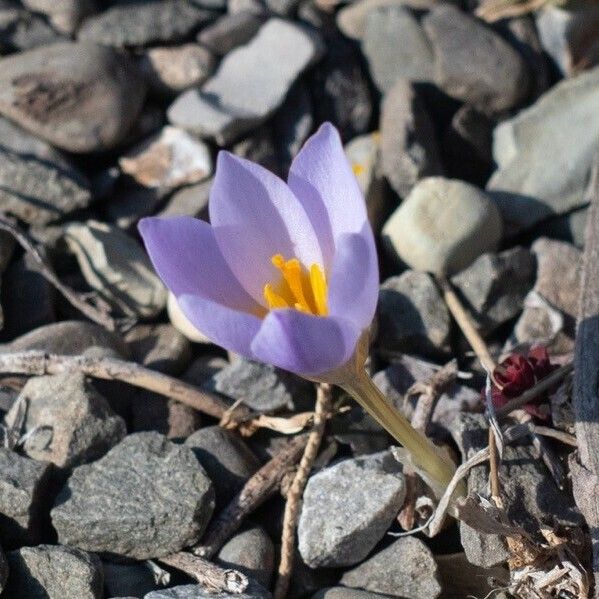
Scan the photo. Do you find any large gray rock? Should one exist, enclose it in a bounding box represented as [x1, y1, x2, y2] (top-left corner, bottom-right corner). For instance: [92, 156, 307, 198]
[340, 537, 441, 599]
[78, 0, 213, 47]
[185, 426, 260, 507]
[20, 0, 95, 35]
[382, 177, 503, 276]
[209, 358, 313, 414]
[4, 545, 103, 599]
[376, 271, 451, 358]
[5, 373, 126, 469]
[217, 526, 274, 588]
[451, 414, 582, 567]
[0, 42, 146, 153]
[198, 11, 264, 56]
[451, 247, 536, 334]
[144, 581, 272, 598]
[363, 6, 433, 92]
[423, 4, 530, 113]
[51, 432, 215, 559]
[487, 67, 599, 233]
[168, 19, 321, 145]
[380, 80, 443, 199]
[0, 448, 53, 546]
[298, 451, 406, 568]
[313, 589, 394, 599]
[64, 220, 167, 319]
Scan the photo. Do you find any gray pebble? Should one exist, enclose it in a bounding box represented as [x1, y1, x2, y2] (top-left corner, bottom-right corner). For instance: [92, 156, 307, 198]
[198, 11, 264, 56]
[144, 581, 272, 598]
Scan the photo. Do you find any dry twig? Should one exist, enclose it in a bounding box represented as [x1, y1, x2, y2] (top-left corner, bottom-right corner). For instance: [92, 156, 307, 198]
[274, 383, 333, 599]
[194, 434, 309, 559]
[0, 214, 121, 331]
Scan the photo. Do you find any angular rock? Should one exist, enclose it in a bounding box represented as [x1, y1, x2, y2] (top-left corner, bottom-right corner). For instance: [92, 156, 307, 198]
[0, 5, 61, 52]
[209, 358, 313, 413]
[159, 179, 212, 219]
[0, 147, 91, 225]
[0, 42, 146, 153]
[119, 126, 213, 192]
[20, 0, 96, 35]
[185, 425, 260, 507]
[451, 247, 536, 334]
[340, 537, 441, 599]
[198, 11, 264, 56]
[169, 19, 321, 145]
[298, 451, 406, 568]
[144, 581, 272, 598]
[363, 6, 433, 92]
[5, 372, 126, 469]
[52, 432, 215, 559]
[380, 80, 443, 199]
[4, 545, 103, 599]
[0, 448, 53, 546]
[488, 67, 599, 233]
[64, 220, 167, 319]
[78, 0, 214, 47]
[217, 526, 274, 588]
[139, 44, 216, 96]
[451, 413, 582, 567]
[382, 177, 503, 276]
[376, 271, 451, 358]
[423, 4, 530, 112]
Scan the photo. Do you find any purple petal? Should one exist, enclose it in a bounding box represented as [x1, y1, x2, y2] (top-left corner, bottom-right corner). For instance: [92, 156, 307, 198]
[288, 122, 368, 267]
[209, 152, 323, 304]
[327, 227, 379, 331]
[138, 216, 259, 312]
[251, 310, 359, 375]
[178, 294, 261, 358]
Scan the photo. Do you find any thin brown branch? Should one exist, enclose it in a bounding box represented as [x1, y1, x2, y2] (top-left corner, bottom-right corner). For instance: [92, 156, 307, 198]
[0, 351, 251, 422]
[274, 384, 333, 599]
[194, 434, 309, 559]
[0, 214, 121, 331]
[159, 552, 248, 594]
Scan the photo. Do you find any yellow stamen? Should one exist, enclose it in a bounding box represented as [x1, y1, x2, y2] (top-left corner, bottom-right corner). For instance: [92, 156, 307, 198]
[263, 254, 328, 316]
[352, 163, 365, 176]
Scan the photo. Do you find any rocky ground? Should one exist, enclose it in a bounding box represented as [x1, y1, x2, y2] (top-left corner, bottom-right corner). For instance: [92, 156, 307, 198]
[0, 0, 598, 597]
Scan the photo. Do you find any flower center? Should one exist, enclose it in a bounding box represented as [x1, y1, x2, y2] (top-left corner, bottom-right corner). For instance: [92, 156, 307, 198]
[263, 254, 328, 316]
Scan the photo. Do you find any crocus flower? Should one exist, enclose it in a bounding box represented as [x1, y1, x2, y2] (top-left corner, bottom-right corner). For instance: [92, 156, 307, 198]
[139, 122, 458, 494]
[139, 123, 378, 377]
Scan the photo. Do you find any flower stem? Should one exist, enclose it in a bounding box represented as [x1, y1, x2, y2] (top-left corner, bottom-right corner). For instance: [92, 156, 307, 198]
[340, 368, 458, 494]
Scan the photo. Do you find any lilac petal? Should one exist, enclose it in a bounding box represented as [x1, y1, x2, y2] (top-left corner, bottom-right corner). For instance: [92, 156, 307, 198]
[327, 227, 379, 331]
[209, 151, 323, 304]
[251, 310, 359, 376]
[138, 216, 259, 312]
[288, 122, 368, 266]
[178, 294, 261, 359]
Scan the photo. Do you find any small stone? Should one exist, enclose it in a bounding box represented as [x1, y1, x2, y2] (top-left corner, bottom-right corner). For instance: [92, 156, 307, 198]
[0, 448, 53, 546]
[217, 526, 274, 588]
[450, 247, 536, 334]
[376, 271, 451, 358]
[340, 537, 441, 599]
[487, 67, 599, 233]
[103, 561, 158, 598]
[363, 6, 434, 92]
[532, 238, 581, 319]
[5, 372, 126, 469]
[423, 4, 530, 113]
[0, 147, 92, 225]
[451, 413, 582, 567]
[4, 545, 103, 599]
[52, 432, 215, 559]
[198, 11, 264, 56]
[64, 220, 167, 319]
[0, 42, 146, 153]
[382, 177, 503, 276]
[20, 0, 96, 35]
[380, 80, 443, 199]
[0, 5, 62, 52]
[120, 126, 213, 192]
[167, 291, 211, 343]
[159, 179, 212, 219]
[185, 426, 261, 507]
[1, 320, 129, 358]
[169, 19, 322, 145]
[298, 451, 406, 568]
[144, 581, 272, 599]
[344, 132, 388, 232]
[209, 357, 314, 413]
[140, 44, 216, 96]
[313, 589, 394, 599]
[78, 0, 214, 47]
